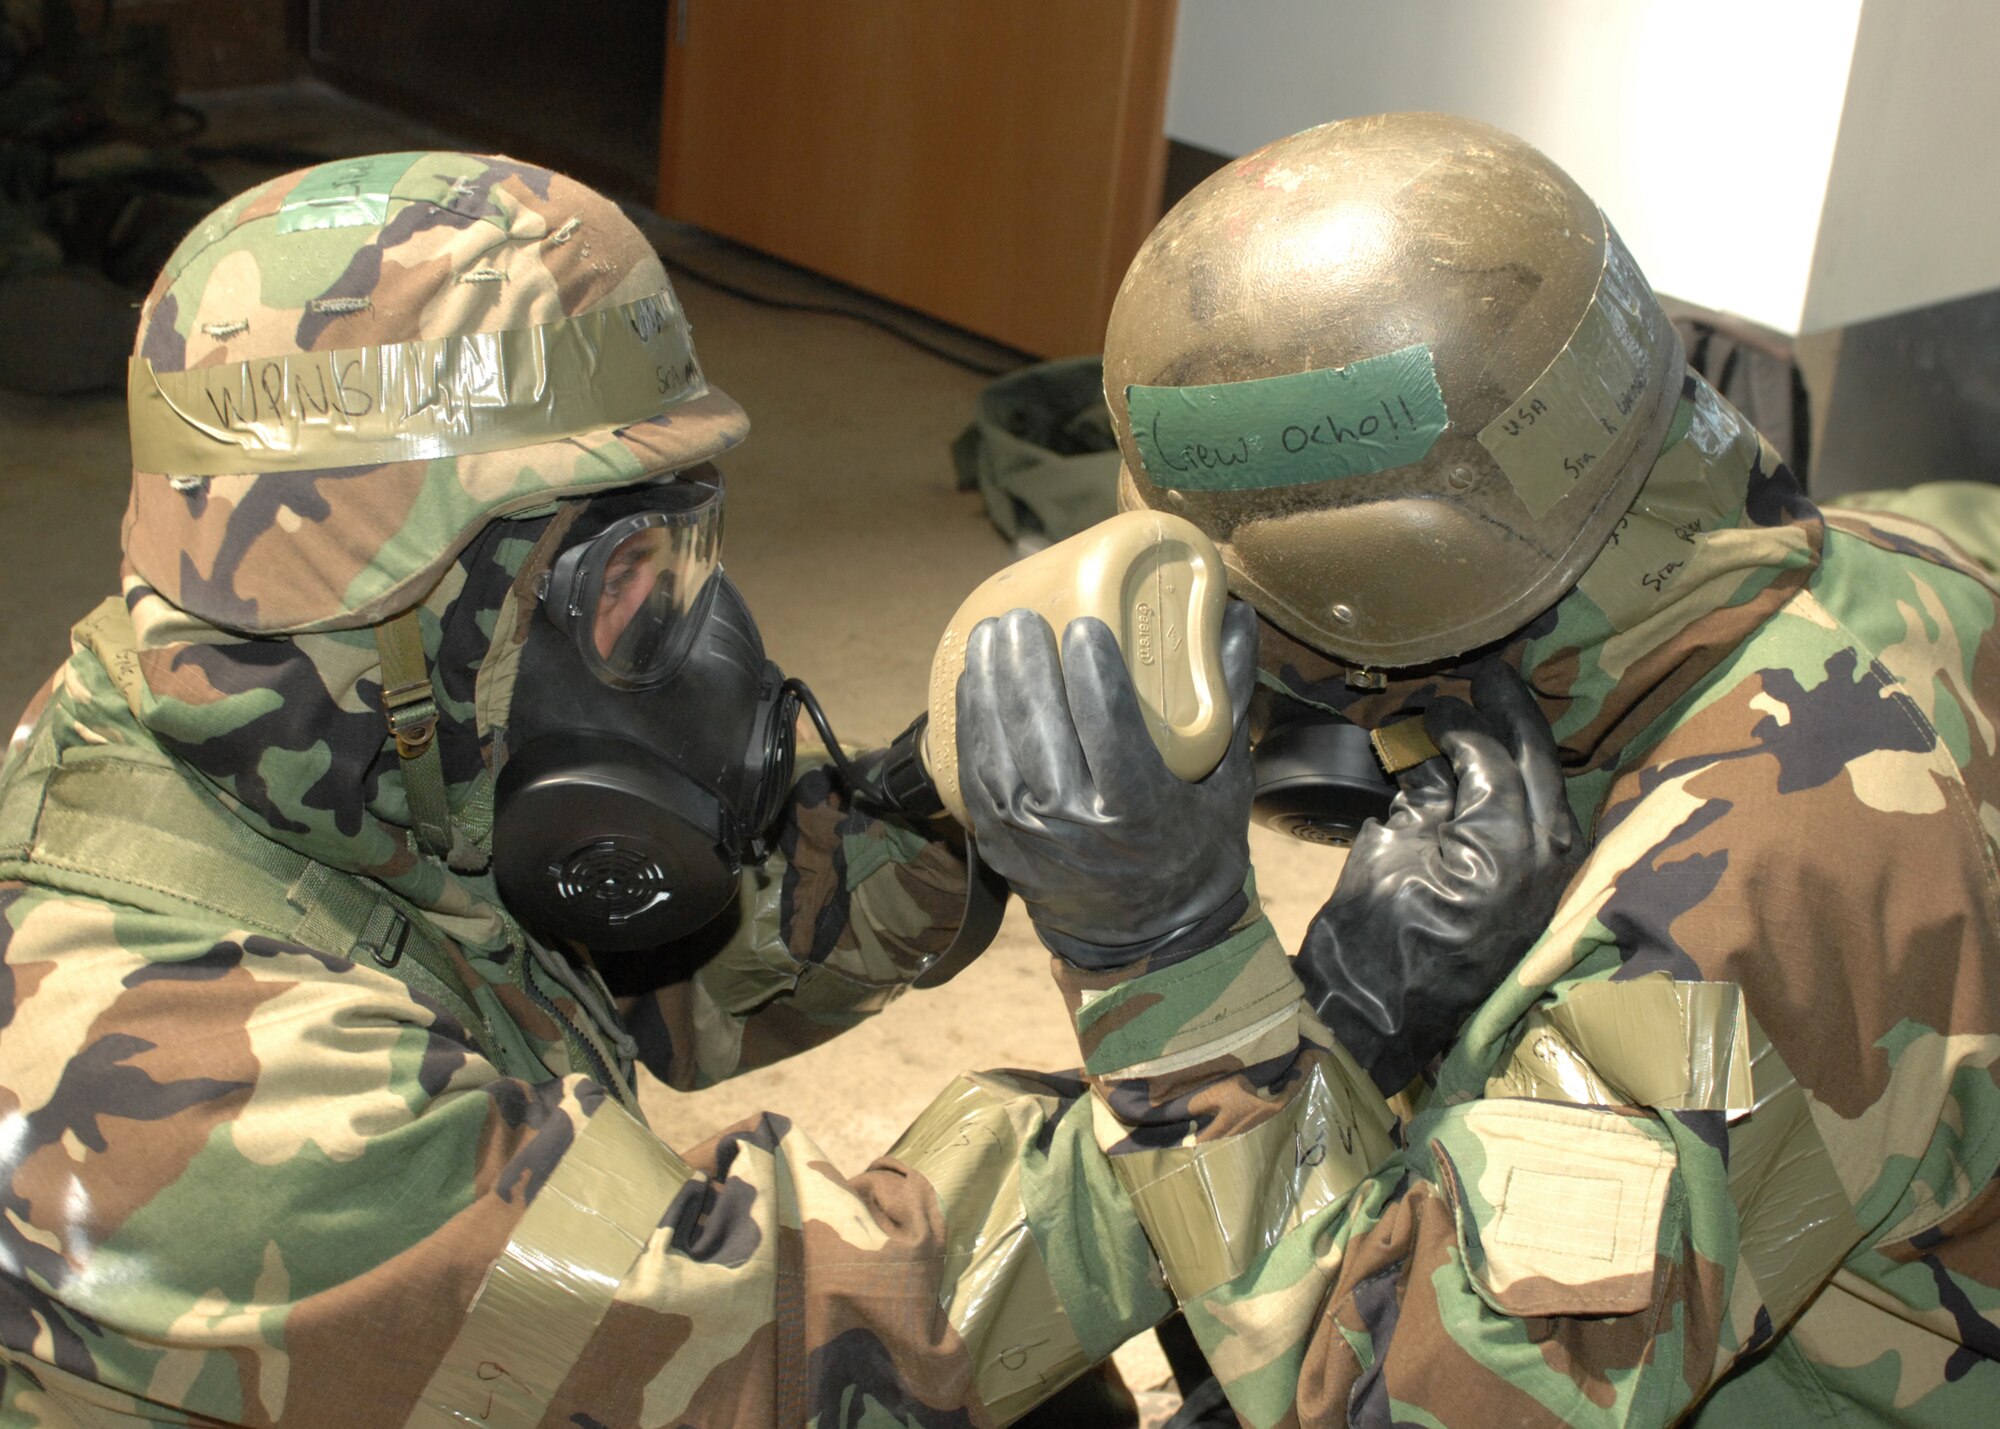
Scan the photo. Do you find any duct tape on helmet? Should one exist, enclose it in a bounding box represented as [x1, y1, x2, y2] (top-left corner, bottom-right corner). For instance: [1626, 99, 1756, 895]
[1105, 128, 1690, 670]
[1474, 227, 1665, 521]
[128, 290, 702, 476]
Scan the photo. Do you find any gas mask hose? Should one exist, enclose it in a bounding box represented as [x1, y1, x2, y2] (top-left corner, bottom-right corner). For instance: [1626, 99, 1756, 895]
[782, 676, 864, 788]
[782, 677, 949, 823]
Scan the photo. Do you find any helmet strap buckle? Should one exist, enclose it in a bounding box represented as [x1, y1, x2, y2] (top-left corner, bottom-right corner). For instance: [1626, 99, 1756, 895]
[375, 608, 455, 859]
[387, 703, 439, 760]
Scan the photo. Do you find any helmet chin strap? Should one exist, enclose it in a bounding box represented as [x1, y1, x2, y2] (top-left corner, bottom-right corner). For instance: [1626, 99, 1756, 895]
[375, 607, 456, 860]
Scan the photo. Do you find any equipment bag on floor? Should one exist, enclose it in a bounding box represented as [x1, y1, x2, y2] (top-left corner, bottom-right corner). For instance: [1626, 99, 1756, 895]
[952, 356, 1121, 552]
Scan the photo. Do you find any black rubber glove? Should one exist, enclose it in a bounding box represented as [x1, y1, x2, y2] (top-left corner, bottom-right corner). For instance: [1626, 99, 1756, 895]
[956, 600, 1260, 968]
[1298, 661, 1585, 1094]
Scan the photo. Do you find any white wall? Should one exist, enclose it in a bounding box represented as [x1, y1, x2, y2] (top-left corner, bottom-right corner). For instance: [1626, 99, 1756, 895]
[1165, 0, 1864, 334]
[1802, 0, 2000, 333]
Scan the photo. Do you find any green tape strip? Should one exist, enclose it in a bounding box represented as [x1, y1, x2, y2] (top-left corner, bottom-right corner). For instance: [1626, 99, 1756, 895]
[1127, 344, 1448, 492]
[278, 152, 425, 233]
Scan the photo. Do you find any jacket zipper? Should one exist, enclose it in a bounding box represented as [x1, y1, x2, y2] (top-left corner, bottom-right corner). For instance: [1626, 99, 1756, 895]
[521, 949, 631, 1104]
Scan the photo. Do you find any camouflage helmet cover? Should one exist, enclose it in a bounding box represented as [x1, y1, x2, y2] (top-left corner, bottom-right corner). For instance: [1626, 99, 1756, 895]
[1107, 113, 1685, 669]
[123, 151, 748, 634]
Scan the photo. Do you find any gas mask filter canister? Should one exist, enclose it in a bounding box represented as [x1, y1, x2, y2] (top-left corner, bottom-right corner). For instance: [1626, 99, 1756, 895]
[493, 473, 799, 956]
[1250, 707, 1401, 846]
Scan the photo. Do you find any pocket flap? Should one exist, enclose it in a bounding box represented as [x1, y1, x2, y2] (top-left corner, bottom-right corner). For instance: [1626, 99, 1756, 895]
[1432, 1099, 1676, 1318]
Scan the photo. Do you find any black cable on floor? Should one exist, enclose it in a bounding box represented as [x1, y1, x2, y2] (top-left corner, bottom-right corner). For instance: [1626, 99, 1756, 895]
[657, 253, 1021, 378]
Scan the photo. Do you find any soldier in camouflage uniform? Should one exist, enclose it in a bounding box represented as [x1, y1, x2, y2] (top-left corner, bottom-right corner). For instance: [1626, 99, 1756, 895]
[0, 141, 1577, 1428]
[953, 113, 2000, 1426]
[0, 151, 1203, 1427]
[0, 144, 1708, 1426]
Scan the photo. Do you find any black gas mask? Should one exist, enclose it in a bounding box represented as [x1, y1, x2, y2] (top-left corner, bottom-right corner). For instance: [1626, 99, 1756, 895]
[493, 470, 800, 955]
[1250, 706, 1402, 846]
[1250, 641, 1516, 845]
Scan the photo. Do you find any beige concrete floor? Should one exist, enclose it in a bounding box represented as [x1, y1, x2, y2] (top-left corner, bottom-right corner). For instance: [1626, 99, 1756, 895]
[0, 80, 1349, 1414]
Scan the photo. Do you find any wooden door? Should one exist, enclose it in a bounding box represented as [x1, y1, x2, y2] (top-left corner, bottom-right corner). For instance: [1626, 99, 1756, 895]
[659, 0, 1177, 358]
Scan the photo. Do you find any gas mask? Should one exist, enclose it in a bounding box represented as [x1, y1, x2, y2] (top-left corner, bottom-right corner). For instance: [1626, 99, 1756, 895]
[1249, 623, 1565, 842]
[1250, 705, 1402, 847]
[1248, 626, 1497, 847]
[492, 469, 801, 955]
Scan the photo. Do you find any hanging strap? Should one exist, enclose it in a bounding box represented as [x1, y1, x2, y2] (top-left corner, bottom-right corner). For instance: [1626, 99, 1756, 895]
[375, 608, 455, 858]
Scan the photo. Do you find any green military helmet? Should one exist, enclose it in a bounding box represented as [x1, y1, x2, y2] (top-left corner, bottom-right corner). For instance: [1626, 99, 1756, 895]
[123, 151, 748, 634]
[1106, 112, 1685, 670]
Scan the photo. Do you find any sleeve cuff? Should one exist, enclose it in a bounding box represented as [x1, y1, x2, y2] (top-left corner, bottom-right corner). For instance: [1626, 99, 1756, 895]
[1062, 916, 1301, 1080]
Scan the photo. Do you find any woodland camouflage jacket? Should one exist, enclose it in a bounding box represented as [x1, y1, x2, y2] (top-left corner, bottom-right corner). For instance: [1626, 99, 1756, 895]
[4, 371, 1998, 1427]
[1174, 373, 2000, 1426]
[0, 521, 1171, 1425]
[5, 146, 1169, 1428]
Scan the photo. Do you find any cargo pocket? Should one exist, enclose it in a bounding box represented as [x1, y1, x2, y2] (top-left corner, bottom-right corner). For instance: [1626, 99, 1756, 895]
[1429, 1099, 1677, 1318]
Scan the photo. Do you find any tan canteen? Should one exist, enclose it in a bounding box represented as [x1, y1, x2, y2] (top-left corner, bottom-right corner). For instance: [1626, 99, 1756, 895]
[924, 509, 1234, 824]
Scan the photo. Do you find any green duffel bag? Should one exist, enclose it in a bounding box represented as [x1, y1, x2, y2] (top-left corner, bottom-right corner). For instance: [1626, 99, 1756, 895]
[952, 356, 1122, 553]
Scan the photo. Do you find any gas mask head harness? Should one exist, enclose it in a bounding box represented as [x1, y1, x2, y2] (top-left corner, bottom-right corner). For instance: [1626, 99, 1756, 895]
[493, 466, 849, 960]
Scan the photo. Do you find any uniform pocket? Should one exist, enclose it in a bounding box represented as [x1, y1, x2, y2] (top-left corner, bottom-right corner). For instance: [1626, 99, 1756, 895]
[1429, 1098, 1677, 1318]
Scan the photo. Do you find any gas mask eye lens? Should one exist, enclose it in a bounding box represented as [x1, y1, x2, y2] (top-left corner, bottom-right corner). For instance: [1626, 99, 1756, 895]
[594, 526, 671, 661]
[542, 469, 725, 689]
